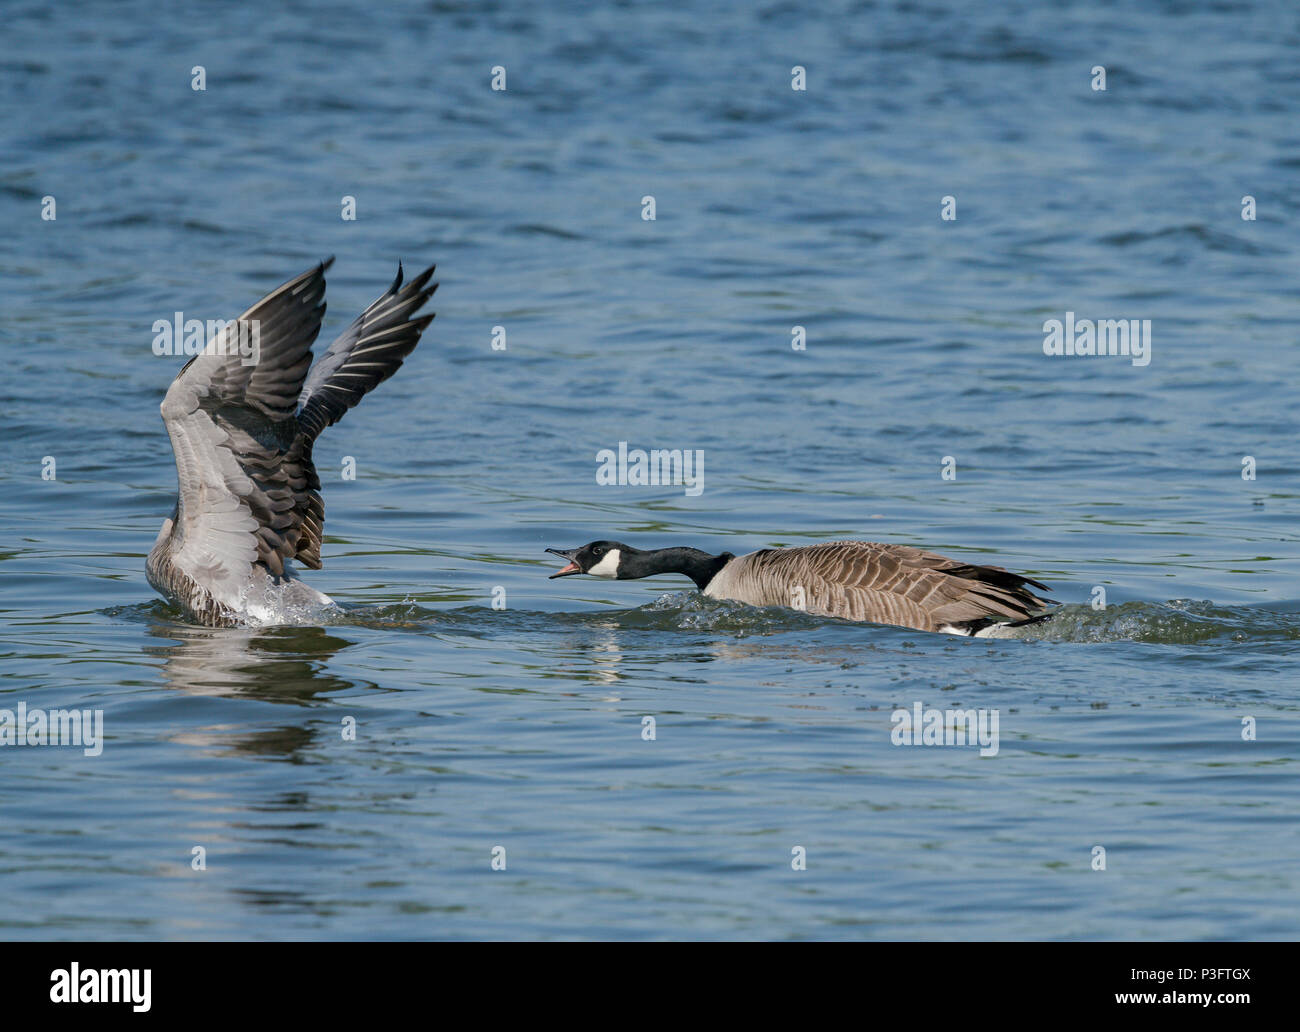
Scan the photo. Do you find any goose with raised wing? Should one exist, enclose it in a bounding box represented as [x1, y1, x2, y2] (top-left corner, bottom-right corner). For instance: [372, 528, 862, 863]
[147, 258, 437, 626]
[546, 540, 1054, 636]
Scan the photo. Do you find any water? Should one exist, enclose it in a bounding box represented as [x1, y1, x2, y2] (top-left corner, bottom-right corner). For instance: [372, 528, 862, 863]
[2, 0, 1298, 939]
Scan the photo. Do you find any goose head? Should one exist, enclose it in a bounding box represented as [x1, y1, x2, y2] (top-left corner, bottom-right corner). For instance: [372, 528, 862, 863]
[546, 541, 630, 579]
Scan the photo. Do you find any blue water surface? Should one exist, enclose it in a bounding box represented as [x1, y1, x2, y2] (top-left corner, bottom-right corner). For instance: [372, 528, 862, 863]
[1, 0, 1298, 939]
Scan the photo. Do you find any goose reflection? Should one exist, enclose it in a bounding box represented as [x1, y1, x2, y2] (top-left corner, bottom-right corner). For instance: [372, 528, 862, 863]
[145, 618, 370, 759]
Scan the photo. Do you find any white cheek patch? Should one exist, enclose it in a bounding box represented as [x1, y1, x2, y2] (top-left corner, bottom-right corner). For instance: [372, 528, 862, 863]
[586, 549, 621, 578]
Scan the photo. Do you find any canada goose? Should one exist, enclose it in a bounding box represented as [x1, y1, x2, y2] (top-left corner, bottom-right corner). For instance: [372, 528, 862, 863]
[147, 258, 437, 626]
[546, 540, 1054, 636]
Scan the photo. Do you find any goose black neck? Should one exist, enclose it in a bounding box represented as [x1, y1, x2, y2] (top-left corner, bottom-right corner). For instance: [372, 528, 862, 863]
[622, 547, 734, 590]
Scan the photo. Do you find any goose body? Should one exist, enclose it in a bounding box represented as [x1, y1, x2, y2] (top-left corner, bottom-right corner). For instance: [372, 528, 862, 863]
[546, 540, 1053, 636]
[147, 258, 437, 626]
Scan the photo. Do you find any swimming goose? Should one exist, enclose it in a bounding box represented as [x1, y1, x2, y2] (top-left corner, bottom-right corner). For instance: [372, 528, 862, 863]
[546, 540, 1053, 636]
[147, 258, 437, 626]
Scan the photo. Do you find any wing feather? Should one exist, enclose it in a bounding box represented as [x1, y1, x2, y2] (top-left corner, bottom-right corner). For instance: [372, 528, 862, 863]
[721, 541, 1052, 632]
[160, 261, 331, 590]
[290, 262, 437, 566]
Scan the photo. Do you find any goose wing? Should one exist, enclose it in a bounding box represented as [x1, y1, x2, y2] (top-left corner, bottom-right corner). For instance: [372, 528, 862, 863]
[725, 541, 1052, 631]
[296, 262, 437, 435]
[159, 260, 331, 594]
[289, 262, 437, 567]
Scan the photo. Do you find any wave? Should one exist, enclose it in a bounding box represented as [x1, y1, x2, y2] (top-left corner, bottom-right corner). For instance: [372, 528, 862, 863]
[110, 595, 1300, 646]
[1014, 599, 1300, 645]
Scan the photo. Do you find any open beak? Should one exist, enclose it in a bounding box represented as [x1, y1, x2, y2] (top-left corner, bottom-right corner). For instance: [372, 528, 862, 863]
[546, 547, 583, 578]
